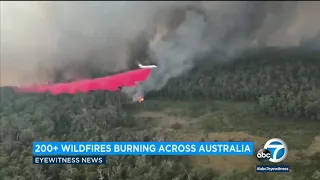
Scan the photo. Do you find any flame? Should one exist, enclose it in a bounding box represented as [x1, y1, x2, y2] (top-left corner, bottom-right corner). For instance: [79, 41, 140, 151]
[137, 96, 144, 103]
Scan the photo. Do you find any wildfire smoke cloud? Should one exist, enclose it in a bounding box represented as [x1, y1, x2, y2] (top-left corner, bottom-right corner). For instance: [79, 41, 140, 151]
[1, 1, 319, 101]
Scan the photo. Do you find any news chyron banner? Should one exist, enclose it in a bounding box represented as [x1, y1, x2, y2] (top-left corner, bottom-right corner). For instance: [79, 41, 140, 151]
[256, 138, 290, 173]
[32, 142, 253, 164]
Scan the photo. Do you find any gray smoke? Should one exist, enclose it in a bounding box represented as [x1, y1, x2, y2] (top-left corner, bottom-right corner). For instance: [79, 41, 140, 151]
[1, 1, 168, 85]
[148, 11, 206, 89]
[124, 1, 320, 101]
[122, 10, 207, 100]
[1, 1, 319, 101]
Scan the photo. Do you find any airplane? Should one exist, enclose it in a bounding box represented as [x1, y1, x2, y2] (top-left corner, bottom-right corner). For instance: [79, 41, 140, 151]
[138, 63, 157, 69]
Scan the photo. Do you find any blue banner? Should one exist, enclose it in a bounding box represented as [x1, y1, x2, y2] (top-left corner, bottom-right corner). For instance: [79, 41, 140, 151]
[33, 156, 106, 164]
[32, 142, 253, 155]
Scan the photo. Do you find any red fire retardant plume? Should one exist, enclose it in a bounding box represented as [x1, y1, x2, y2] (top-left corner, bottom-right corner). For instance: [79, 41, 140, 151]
[14, 69, 152, 95]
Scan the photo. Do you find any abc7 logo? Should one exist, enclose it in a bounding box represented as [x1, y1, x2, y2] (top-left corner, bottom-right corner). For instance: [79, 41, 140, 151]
[256, 138, 288, 163]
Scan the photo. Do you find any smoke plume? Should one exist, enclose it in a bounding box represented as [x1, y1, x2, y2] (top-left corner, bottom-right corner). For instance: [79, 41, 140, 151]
[124, 1, 320, 101]
[1, 1, 319, 100]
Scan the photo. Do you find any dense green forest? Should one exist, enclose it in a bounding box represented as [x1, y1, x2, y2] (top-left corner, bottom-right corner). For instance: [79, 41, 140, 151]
[150, 48, 320, 120]
[0, 48, 320, 180]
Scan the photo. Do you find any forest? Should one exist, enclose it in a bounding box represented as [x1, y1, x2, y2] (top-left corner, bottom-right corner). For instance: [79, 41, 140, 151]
[150, 48, 320, 120]
[0, 48, 320, 180]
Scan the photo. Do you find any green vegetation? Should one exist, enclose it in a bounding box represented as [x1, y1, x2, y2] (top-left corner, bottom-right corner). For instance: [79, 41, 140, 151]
[149, 48, 320, 120]
[0, 48, 319, 179]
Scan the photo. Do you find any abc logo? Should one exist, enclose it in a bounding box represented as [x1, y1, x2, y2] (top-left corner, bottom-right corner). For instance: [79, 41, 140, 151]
[257, 138, 288, 163]
[256, 149, 271, 162]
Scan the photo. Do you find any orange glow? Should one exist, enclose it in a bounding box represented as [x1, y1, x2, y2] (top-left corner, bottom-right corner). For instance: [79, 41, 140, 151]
[137, 97, 144, 103]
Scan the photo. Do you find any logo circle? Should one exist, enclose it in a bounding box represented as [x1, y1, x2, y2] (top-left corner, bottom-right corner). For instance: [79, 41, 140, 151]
[264, 138, 288, 163]
[256, 149, 271, 162]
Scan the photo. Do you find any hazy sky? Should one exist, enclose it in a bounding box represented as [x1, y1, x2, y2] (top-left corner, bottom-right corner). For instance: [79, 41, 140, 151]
[1, 1, 319, 87]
